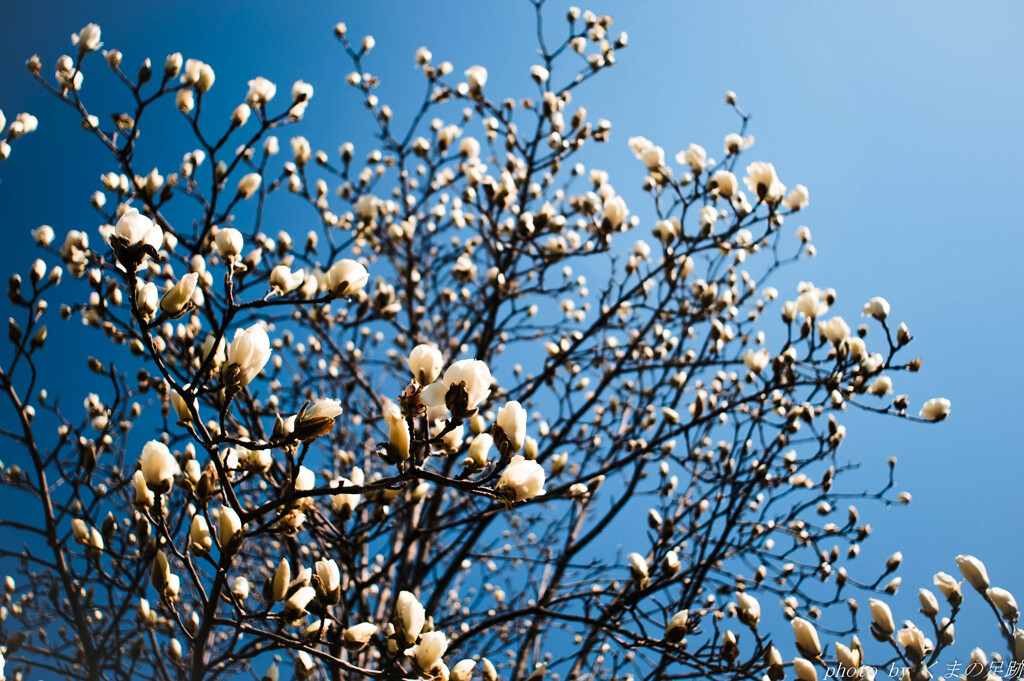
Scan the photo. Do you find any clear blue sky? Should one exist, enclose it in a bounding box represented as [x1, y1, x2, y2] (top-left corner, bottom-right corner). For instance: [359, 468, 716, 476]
[3, 0, 1023, 667]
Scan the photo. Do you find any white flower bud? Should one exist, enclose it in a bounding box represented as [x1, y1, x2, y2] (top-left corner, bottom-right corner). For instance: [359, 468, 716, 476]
[408, 344, 443, 384]
[139, 440, 179, 491]
[792, 617, 821, 657]
[868, 598, 895, 636]
[217, 505, 242, 548]
[236, 173, 262, 199]
[189, 515, 212, 553]
[664, 609, 688, 642]
[396, 590, 426, 643]
[343, 622, 376, 651]
[987, 587, 1018, 618]
[496, 401, 527, 453]
[224, 324, 272, 389]
[159, 273, 198, 316]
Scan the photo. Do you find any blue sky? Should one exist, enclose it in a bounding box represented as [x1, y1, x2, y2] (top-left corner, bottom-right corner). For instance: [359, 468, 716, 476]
[3, 0, 1023, 669]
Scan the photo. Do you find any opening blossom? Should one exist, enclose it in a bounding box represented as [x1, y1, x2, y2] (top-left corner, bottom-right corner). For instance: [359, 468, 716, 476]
[245, 76, 277, 107]
[421, 359, 492, 419]
[862, 296, 891, 320]
[326, 258, 369, 296]
[408, 344, 443, 385]
[223, 324, 272, 390]
[919, 398, 951, 421]
[112, 206, 162, 268]
[270, 265, 305, 293]
[496, 455, 546, 503]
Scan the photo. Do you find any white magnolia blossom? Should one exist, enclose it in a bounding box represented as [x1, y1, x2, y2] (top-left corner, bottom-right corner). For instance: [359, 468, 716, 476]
[862, 296, 891, 320]
[270, 265, 305, 293]
[919, 397, 951, 421]
[159, 272, 199, 316]
[382, 399, 410, 461]
[868, 598, 895, 635]
[354, 193, 379, 220]
[466, 433, 493, 467]
[628, 552, 649, 581]
[665, 609, 689, 641]
[742, 348, 769, 373]
[783, 183, 810, 211]
[113, 206, 162, 256]
[451, 659, 476, 681]
[710, 169, 737, 197]
[326, 258, 369, 295]
[735, 592, 760, 626]
[72, 23, 103, 52]
[792, 617, 822, 656]
[189, 515, 212, 553]
[679, 143, 707, 174]
[602, 195, 628, 229]
[987, 587, 1018, 618]
[465, 65, 488, 90]
[330, 474, 362, 514]
[246, 76, 277, 107]
[744, 161, 786, 203]
[181, 59, 216, 92]
[818, 316, 850, 344]
[214, 227, 244, 258]
[495, 400, 527, 453]
[422, 358, 493, 417]
[412, 631, 448, 674]
[315, 557, 341, 600]
[139, 440, 179, 490]
[396, 590, 426, 643]
[303, 398, 343, 422]
[236, 172, 262, 199]
[408, 344, 443, 384]
[343, 622, 377, 651]
[793, 658, 817, 681]
[224, 323, 272, 388]
[956, 554, 990, 591]
[231, 103, 250, 126]
[132, 470, 154, 508]
[292, 79, 314, 103]
[496, 455, 545, 502]
[217, 506, 242, 547]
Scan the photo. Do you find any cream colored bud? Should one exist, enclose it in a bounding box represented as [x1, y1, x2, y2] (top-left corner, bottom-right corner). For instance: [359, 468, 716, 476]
[396, 590, 426, 643]
[159, 273, 198, 316]
[217, 505, 242, 548]
[956, 554, 990, 592]
[664, 609, 688, 642]
[343, 622, 376, 651]
[792, 617, 821, 657]
[868, 598, 895, 636]
[236, 173, 261, 199]
[987, 587, 1018, 618]
[214, 227, 244, 258]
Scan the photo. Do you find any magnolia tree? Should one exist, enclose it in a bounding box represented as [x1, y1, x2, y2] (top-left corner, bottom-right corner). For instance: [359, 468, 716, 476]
[0, 3, 1013, 681]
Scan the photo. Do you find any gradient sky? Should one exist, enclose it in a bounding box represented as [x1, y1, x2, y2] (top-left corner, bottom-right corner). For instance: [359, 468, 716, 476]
[2, 0, 1023, 671]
